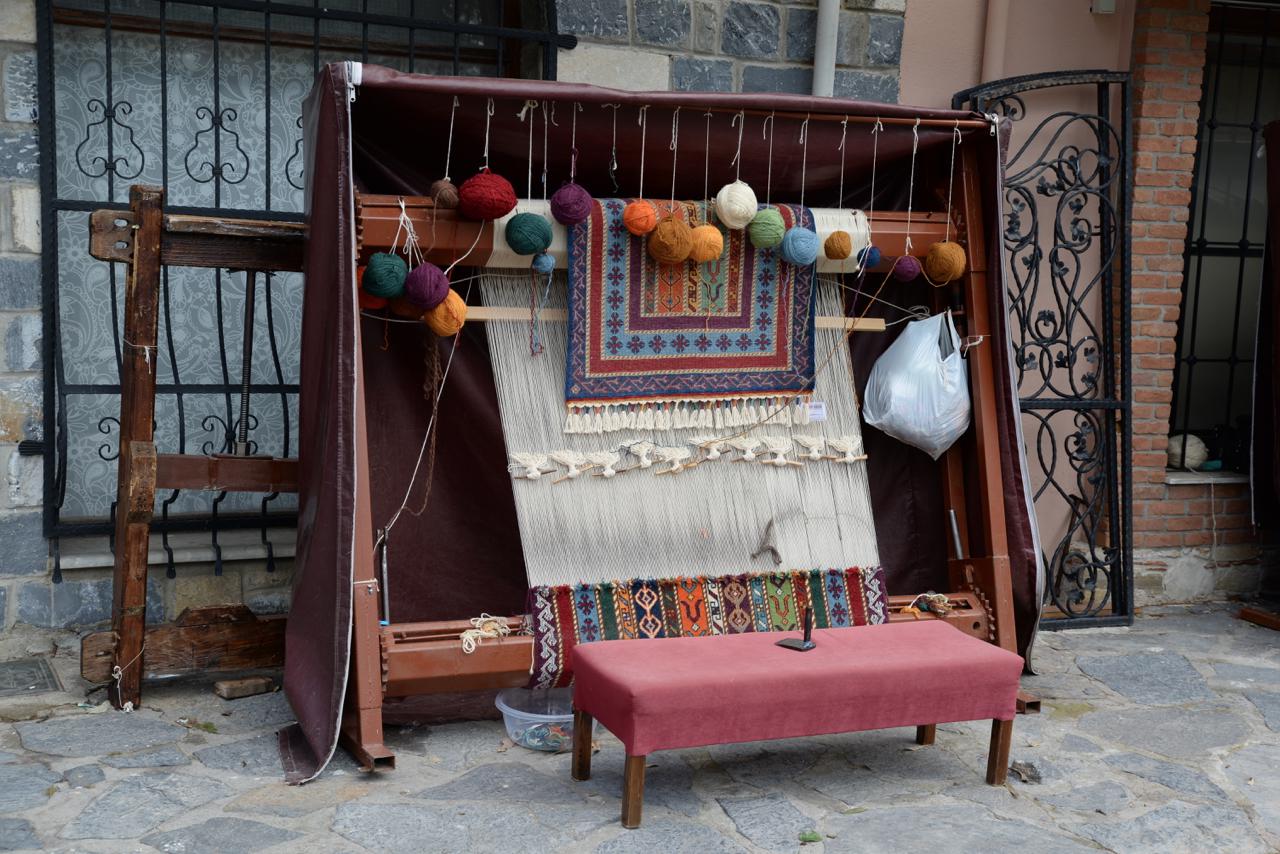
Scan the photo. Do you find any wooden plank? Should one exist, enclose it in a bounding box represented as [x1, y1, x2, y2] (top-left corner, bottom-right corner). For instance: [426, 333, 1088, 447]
[155, 454, 299, 493]
[1239, 606, 1280, 631]
[381, 633, 534, 697]
[462, 305, 886, 332]
[214, 676, 275, 699]
[88, 207, 305, 271]
[82, 605, 287, 684]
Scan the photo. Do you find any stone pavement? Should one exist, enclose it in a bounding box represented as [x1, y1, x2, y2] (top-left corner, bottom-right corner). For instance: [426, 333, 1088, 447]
[0, 602, 1277, 853]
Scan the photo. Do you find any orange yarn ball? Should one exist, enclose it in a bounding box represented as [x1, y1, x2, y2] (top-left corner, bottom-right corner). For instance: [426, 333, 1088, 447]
[648, 216, 693, 264]
[389, 297, 425, 319]
[823, 230, 853, 261]
[425, 289, 467, 336]
[924, 240, 968, 283]
[623, 200, 658, 236]
[688, 224, 724, 263]
[358, 288, 387, 310]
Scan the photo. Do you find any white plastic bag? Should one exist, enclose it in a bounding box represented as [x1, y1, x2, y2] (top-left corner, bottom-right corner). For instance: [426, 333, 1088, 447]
[862, 311, 971, 460]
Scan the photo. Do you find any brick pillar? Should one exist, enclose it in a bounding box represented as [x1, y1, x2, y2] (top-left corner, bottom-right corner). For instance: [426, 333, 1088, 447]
[1128, 0, 1261, 600]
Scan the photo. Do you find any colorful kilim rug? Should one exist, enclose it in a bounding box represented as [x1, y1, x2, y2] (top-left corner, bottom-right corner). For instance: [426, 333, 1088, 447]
[527, 566, 887, 689]
[564, 199, 818, 433]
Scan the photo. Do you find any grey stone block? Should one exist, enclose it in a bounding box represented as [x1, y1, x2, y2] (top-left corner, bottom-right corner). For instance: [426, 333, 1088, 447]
[786, 9, 867, 65]
[834, 69, 898, 103]
[1079, 801, 1267, 854]
[61, 771, 233, 840]
[1077, 652, 1215, 705]
[1223, 743, 1280, 839]
[0, 128, 37, 180]
[62, 763, 105, 787]
[244, 589, 290, 615]
[1214, 662, 1280, 685]
[672, 57, 735, 93]
[1103, 752, 1229, 801]
[16, 582, 49, 627]
[142, 817, 300, 854]
[637, 0, 690, 47]
[18, 712, 184, 757]
[1081, 707, 1249, 759]
[0, 818, 39, 852]
[0, 513, 45, 576]
[418, 761, 584, 805]
[1246, 691, 1280, 731]
[103, 747, 190, 768]
[194, 733, 282, 777]
[52, 577, 112, 627]
[0, 761, 60, 811]
[717, 793, 811, 853]
[693, 1, 719, 53]
[824, 803, 1094, 853]
[866, 13, 903, 65]
[0, 586, 6, 626]
[334, 801, 613, 854]
[1040, 780, 1129, 814]
[721, 2, 780, 59]
[0, 256, 39, 310]
[742, 64, 812, 95]
[4, 313, 40, 372]
[3, 51, 36, 123]
[557, 0, 629, 41]
[597, 818, 749, 853]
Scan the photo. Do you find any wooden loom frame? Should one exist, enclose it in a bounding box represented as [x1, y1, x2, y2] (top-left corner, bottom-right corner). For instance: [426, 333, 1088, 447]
[84, 138, 1018, 769]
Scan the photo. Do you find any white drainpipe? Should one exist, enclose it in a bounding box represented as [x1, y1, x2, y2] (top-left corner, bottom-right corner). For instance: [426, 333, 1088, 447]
[812, 0, 840, 97]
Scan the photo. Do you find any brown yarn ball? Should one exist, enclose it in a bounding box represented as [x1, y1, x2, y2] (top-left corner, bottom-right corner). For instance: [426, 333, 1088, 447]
[648, 216, 694, 264]
[688, 224, 724, 263]
[389, 297, 425, 319]
[424, 288, 467, 336]
[924, 240, 967, 283]
[623, 200, 659, 236]
[823, 230, 853, 261]
[430, 178, 459, 209]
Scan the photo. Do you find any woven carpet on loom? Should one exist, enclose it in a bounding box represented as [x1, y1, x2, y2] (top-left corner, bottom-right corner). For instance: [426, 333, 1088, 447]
[528, 566, 887, 689]
[565, 200, 816, 424]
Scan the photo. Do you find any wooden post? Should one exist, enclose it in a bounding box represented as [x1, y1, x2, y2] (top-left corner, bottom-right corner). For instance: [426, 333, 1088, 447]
[915, 724, 936, 746]
[986, 719, 1013, 785]
[621, 754, 646, 828]
[571, 710, 593, 781]
[108, 186, 164, 710]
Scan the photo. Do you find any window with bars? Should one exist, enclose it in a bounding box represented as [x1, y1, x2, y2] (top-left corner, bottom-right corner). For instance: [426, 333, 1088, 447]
[1173, 0, 1279, 471]
[38, 0, 568, 546]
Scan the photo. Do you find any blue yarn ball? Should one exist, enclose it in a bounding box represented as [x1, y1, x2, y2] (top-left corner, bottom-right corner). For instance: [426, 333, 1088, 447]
[532, 252, 556, 274]
[363, 252, 408, 298]
[857, 245, 882, 270]
[780, 227, 820, 267]
[505, 212, 553, 255]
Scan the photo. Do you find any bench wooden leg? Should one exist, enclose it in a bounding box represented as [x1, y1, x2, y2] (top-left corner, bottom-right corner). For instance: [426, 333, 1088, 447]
[621, 754, 646, 828]
[571, 710, 593, 782]
[915, 724, 936, 746]
[986, 719, 1013, 785]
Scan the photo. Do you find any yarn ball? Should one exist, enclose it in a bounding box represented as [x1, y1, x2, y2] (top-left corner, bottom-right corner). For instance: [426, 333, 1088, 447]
[781, 227, 820, 267]
[857, 244, 882, 269]
[425, 288, 467, 336]
[389, 297, 425, 320]
[748, 208, 786, 249]
[357, 288, 387, 310]
[458, 169, 517, 221]
[623, 200, 658, 236]
[649, 217, 693, 263]
[714, 180, 758, 229]
[550, 182, 592, 225]
[688, 224, 725, 263]
[892, 254, 923, 282]
[1168, 433, 1209, 469]
[824, 230, 853, 261]
[505, 212, 553, 255]
[403, 261, 450, 310]
[532, 252, 556, 274]
[430, 178, 459, 210]
[362, 252, 408, 298]
[924, 240, 968, 284]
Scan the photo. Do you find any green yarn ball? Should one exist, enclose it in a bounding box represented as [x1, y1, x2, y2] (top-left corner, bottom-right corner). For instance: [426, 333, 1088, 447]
[748, 208, 786, 249]
[363, 252, 408, 298]
[505, 212, 553, 255]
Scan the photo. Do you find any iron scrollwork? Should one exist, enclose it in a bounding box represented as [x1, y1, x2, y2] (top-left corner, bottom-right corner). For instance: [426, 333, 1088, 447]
[74, 98, 145, 180]
[184, 106, 250, 185]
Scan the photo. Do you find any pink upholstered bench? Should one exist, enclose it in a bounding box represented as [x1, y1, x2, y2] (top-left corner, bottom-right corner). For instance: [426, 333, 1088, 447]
[569, 620, 1023, 827]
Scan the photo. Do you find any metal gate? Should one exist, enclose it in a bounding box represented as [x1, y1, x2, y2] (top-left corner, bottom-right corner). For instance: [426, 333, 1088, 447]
[954, 71, 1133, 627]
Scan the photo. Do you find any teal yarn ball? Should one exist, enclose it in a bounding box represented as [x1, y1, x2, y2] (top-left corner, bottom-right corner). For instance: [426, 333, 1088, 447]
[748, 208, 786, 249]
[363, 252, 408, 298]
[781, 227, 819, 266]
[505, 212, 553, 255]
[857, 245, 882, 269]
[532, 252, 556, 274]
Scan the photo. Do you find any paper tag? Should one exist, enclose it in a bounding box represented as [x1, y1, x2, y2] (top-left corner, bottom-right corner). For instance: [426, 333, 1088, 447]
[807, 401, 828, 422]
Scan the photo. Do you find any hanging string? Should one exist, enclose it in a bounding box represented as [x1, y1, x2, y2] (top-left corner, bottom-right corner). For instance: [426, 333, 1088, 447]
[763, 111, 775, 205]
[798, 114, 810, 209]
[944, 119, 962, 243]
[517, 99, 538, 198]
[905, 118, 920, 255]
[836, 116, 848, 210]
[604, 103, 620, 194]
[702, 110, 712, 220]
[637, 105, 649, 198]
[390, 197, 423, 267]
[868, 117, 883, 236]
[542, 101, 551, 199]
[443, 96, 459, 181]
[570, 102, 583, 181]
[668, 106, 681, 207]
[481, 97, 495, 168]
[729, 110, 745, 180]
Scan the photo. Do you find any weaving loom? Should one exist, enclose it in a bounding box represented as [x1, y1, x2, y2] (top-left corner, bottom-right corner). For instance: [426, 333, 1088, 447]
[88, 64, 1042, 783]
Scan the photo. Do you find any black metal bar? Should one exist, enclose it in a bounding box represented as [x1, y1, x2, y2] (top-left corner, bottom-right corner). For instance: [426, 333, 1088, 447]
[235, 271, 257, 455]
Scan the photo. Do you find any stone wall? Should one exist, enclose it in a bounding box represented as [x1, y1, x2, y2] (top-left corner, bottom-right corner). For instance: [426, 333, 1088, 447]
[555, 0, 905, 98]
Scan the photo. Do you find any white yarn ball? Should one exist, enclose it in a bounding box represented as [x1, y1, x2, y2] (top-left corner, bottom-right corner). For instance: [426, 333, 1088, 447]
[1167, 433, 1208, 470]
[715, 180, 758, 229]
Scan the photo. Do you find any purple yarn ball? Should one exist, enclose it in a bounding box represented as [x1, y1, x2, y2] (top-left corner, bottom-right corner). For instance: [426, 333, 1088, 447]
[892, 254, 922, 282]
[404, 262, 450, 310]
[550, 182, 592, 225]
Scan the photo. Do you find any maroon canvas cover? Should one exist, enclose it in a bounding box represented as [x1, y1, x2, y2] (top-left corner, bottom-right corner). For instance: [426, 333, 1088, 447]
[281, 62, 1043, 781]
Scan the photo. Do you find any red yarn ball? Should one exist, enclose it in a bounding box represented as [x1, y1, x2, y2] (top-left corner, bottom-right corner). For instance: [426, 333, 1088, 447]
[458, 169, 517, 221]
[404, 262, 450, 310]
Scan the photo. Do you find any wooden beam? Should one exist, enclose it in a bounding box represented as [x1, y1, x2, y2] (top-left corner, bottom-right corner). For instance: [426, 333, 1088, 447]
[1239, 606, 1280, 631]
[88, 208, 305, 272]
[381, 633, 534, 697]
[155, 454, 299, 493]
[461, 305, 886, 332]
